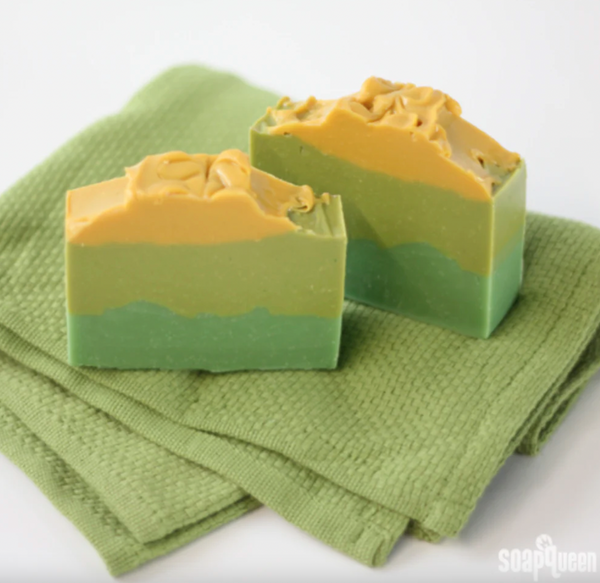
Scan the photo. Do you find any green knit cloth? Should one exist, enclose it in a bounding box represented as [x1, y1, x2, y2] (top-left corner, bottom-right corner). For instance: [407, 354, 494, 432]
[1, 66, 599, 576]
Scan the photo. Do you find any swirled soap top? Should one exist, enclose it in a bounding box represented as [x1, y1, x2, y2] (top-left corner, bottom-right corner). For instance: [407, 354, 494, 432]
[264, 77, 521, 201]
[66, 150, 323, 245]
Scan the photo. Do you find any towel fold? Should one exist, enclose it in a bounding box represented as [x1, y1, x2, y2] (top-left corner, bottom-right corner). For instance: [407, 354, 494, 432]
[0, 66, 599, 576]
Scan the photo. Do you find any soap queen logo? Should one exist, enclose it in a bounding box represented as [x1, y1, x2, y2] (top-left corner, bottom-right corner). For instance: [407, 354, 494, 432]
[498, 535, 597, 581]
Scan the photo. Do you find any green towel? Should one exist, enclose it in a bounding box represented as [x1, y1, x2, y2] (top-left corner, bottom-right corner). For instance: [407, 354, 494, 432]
[1, 66, 599, 576]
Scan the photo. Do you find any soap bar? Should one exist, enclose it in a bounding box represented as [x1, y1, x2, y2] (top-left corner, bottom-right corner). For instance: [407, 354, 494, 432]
[250, 77, 526, 338]
[65, 150, 347, 371]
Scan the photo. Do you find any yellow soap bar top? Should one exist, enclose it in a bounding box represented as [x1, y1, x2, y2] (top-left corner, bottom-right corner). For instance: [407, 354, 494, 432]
[66, 150, 322, 245]
[266, 77, 521, 201]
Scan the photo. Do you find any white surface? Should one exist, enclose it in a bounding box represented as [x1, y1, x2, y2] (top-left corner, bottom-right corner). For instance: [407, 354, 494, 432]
[0, 1, 599, 581]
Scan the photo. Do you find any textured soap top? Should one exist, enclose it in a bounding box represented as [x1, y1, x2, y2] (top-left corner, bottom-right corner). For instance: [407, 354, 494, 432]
[66, 150, 327, 245]
[126, 150, 316, 215]
[265, 77, 521, 200]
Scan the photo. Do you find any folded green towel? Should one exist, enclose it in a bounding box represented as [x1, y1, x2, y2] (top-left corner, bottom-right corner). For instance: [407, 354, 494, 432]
[1, 66, 599, 576]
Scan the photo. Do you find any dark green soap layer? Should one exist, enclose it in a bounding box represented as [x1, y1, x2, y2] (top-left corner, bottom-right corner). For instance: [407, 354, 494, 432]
[346, 235, 524, 338]
[68, 303, 341, 371]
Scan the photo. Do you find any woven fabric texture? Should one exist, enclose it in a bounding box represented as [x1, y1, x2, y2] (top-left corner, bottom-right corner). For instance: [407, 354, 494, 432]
[0, 66, 599, 576]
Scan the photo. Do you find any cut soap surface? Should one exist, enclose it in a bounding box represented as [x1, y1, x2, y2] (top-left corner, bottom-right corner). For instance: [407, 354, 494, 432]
[65, 150, 347, 370]
[250, 77, 527, 338]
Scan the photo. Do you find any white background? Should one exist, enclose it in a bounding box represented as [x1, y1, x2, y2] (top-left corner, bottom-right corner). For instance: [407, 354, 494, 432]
[1, 1, 599, 581]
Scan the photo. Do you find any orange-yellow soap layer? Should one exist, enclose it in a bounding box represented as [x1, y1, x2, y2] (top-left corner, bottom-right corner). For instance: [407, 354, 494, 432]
[66, 150, 319, 246]
[266, 77, 521, 202]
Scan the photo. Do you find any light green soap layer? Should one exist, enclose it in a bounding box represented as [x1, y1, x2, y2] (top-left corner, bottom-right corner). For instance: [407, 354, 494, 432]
[347, 233, 524, 338]
[67, 228, 346, 319]
[250, 128, 526, 275]
[68, 303, 342, 371]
